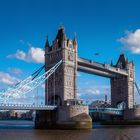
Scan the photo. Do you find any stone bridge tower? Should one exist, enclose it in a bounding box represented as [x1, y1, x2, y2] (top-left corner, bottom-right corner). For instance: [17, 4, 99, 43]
[45, 27, 77, 105]
[111, 54, 135, 109]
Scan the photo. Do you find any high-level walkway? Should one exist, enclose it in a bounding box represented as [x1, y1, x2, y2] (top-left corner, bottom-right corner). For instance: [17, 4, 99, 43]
[78, 57, 128, 78]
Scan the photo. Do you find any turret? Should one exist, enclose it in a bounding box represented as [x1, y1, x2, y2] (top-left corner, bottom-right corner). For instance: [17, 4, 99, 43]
[45, 36, 50, 52]
[73, 32, 78, 51]
[111, 53, 135, 109]
[54, 26, 67, 48]
[45, 27, 78, 105]
[116, 53, 128, 69]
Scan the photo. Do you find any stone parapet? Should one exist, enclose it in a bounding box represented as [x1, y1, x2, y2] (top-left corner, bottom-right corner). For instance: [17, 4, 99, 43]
[124, 107, 140, 120]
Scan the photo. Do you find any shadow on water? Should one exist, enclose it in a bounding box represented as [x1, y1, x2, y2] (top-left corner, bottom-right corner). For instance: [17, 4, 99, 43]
[0, 120, 140, 129]
[0, 121, 140, 140]
[0, 120, 34, 129]
[93, 122, 140, 130]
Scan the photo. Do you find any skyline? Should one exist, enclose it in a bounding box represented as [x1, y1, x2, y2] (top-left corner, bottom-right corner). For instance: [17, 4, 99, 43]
[0, 0, 140, 104]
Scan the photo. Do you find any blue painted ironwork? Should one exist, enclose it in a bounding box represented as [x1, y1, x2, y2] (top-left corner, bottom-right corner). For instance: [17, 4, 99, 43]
[135, 82, 140, 95]
[0, 60, 62, 102]
[89, 108, 123, 116]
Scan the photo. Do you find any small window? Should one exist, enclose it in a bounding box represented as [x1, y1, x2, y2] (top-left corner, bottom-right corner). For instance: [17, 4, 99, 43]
[69, 44, 73, 48]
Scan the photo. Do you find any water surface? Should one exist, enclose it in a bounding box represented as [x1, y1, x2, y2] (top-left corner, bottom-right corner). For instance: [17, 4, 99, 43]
[0, 120, 140, 140]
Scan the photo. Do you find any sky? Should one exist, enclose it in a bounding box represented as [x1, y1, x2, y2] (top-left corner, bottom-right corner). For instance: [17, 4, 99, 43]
[0, 0, 140, 105]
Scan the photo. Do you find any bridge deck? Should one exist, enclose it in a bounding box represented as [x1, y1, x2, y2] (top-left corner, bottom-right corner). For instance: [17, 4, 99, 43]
[78, 57, 128, 78]
[0, 104, 57, 110]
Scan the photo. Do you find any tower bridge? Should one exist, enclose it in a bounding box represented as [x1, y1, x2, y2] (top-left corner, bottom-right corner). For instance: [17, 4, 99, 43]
[0, 27, 139, 129]
[45, 27, 134, 109]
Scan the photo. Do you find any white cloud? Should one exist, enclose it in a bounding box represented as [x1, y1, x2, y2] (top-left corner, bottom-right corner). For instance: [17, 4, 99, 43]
[29, 47, 45, 63]
[41, 84, 45, 90]
[7, 47, 45, 64]
[8, 67, 23, 75]
[7, 50, 26, 60]
[83, 85, 109, 95]
[0, 72, 19, 85]
[119, 29, 140, 54]
[19, 40, 25, 45]
[77, 72, 81, 77]
[78, 85, 110, 100]
[81, 88, 100, 95]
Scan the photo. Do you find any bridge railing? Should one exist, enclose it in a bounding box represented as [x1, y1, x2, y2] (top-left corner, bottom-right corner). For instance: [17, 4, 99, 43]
[89, 107, 123, 115]
[0, 103, 57, 108]
[0, 103, 57, 110]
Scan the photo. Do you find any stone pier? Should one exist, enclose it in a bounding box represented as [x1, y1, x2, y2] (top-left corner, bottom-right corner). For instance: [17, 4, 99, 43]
[35, 27, 92, 129]
[35, 105, 92, 129]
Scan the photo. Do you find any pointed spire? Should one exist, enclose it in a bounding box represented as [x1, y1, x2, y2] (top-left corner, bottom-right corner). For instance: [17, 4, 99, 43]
[73, 32, 77, 46]
[126, 57, 128, 63]
[132, 60, 134, 66]
[45, 36, 50, 52]
[45, 36, 49, 48]
[116, 53, 127, 69]
[60, 26, 66, 40]
[111, 60, 113, 66]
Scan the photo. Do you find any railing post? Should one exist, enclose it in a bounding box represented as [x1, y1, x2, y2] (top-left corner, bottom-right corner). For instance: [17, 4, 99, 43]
[53, 70, 55, 106]
[47, 77, 48, 105]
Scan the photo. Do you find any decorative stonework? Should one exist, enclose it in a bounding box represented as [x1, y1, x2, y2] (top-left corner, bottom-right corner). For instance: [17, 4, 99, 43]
[111, 54, 135, 109]
[45, 27, 77, 105]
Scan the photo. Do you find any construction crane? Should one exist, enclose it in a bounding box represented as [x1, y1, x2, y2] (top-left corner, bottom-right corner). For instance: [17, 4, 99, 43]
[135, 82, 140, 95]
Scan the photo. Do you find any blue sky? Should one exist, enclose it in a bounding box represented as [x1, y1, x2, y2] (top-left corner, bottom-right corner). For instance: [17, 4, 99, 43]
[0, 0, 140, 104]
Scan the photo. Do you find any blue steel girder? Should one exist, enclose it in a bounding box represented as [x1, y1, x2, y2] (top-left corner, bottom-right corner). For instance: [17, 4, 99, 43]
[89, 108, 123, 116]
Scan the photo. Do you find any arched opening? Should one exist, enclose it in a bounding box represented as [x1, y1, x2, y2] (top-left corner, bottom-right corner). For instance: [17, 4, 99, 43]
[50, 95, 62, 106]
[117, 101, 126, 110]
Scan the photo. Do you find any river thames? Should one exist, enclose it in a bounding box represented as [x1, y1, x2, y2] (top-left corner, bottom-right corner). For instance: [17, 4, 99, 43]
[0, 121, 140, 140]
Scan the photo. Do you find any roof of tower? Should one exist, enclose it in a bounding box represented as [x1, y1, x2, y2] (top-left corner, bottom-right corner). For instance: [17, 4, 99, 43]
[116, 53, 128, 68]
[56, 27, 67, 40]
[55, 27, 67, 48]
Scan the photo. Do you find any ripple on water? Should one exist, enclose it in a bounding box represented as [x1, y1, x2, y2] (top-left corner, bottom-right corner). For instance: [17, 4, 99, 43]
[0, 121, 140, 140]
